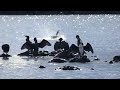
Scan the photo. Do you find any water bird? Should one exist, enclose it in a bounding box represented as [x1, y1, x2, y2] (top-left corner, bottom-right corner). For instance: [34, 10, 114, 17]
[54, 38, 69, 51]
[51, 30, 60, 39]
[2, 44, 10, 54]
[0, 44, 11, 57]
[76, 35, 84, 57]
[84, 43, 94, 53]
[19, 36, 51, 56]
[21, 37, 51, 51]
[53, 38, 93, 60]
[69, 43, 94, 54]
[21, 35, 33, 53]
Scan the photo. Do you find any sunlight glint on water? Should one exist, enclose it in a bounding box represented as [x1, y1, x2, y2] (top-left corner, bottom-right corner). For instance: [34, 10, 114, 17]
[0, 15, 120, 79]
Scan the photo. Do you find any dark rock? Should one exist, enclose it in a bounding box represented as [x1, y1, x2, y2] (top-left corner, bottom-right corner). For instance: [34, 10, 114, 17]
[17, 51, 32, 56]
[49, 50, 62, 56]
[109, 61, 113, 64]
[18, 51, 49, 56]
[56, 66, 80, 70]
[91, 68, 94, 70]
[69, 56, 90, 63]
[105, 61, 107, 62]
[94, 58, 100, 61]
[113, 56, 120, 62]
[54, 50, 74, 60]
[0, 53, 11, 57]
[48, 58, 67, 63]
[39, 65, 46, 68]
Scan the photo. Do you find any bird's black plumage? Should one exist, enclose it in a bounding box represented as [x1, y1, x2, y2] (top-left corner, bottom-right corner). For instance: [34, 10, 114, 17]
[69, 43, 94, 54]
[38, 39, 51, 48]
[54, 41, 69, 51]
[84, 43, 94, 53]
[2, 44, 10, 53]
[21, 39, 51, 50]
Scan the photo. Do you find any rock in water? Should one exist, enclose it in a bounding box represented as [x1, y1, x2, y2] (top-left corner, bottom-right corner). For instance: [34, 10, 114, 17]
[17, 51, 32, 56]
[94, 58, 100, 61]
[56, 66, 80, 70]
[113, 56, 120, 62]
[109, 61, 113, 64]
[39, 65, 46, 68]
[69, 56, 90, 63]
[91, 68, 94, 70]
[0, 53, 11, 57]
[48, 58, 67, 63]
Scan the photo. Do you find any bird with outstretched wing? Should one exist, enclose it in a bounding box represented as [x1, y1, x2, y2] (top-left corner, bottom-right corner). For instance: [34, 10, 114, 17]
[69, 44, 79, 53]
[21, 39, 51, 50]
[69, 43, 94, 54]
[38, 39, 51, 48]
[21, 42, 33, 50]
[54, 41, 69, 51]
[84, 43, 94, 53]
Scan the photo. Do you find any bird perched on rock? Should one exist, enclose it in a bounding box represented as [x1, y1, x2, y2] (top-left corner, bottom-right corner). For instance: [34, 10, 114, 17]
[0, 44, 11, 57]
[2, 44, 10, 54]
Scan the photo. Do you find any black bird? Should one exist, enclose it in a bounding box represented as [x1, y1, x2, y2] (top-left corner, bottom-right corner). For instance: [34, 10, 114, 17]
[21, 39, 51, 50]
[19, 36, 51, 56]
[0, 44, 11, 58]
[84, 43, 94, 53]
[54, 38, 69, 51]
[2, 44, 10, 54]
[56, 30, 59, 36]
[38, 39, 51, 48]
[51, 30, 60, 39]
[69, 43, 94, 54]
[21, 36, 33, 53]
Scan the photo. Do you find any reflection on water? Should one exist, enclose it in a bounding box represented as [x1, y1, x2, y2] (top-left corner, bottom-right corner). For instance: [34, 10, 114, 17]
[0, 55, 120, 79]
[2, 57, 9, 60]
